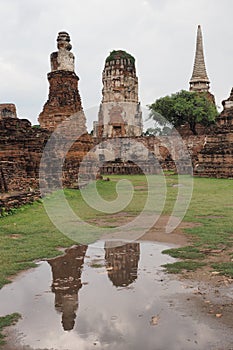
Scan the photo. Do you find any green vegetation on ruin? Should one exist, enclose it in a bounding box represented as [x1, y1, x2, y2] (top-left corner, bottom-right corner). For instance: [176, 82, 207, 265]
[106, 50, 135, 64]
[0, 174, 233, 293]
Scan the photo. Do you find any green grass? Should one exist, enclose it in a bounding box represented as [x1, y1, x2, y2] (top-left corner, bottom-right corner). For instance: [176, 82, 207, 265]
[162, 246, 206, 260]
[162, 261, 206, 274]
[90, 263, 105, 268]
[211, 262, 233, 277]
[161, 176, 233, 274]
[0, 313, 21, 345]
[0, 175, 233, 285]
[0, 177, 149, 288]
[0, 200, 74, 288]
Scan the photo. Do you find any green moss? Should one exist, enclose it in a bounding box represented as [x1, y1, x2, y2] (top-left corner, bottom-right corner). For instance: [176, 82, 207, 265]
[106, 50, 135, 64]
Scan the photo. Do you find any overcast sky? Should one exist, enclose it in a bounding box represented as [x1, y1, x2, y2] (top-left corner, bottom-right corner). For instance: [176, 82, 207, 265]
[0, 0, 233, 131]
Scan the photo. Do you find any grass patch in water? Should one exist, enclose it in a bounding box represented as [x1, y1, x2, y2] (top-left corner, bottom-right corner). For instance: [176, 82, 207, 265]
[162, 246, 205, 260]
[162, 261, 206, 274]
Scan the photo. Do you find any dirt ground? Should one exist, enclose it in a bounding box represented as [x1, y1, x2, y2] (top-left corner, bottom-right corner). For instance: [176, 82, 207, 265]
[140, 215, 197, 245]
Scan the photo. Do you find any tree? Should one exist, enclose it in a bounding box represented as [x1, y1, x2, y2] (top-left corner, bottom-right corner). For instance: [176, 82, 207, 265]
[148, 90, 218, 135]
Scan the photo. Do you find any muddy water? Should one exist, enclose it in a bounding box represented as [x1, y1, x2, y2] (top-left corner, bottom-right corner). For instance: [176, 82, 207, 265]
[0, 241, 232, 350]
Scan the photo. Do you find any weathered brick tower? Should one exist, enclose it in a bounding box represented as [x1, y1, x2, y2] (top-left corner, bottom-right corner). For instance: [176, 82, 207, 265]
[93, 50, 143, 138]
[189, 25, 215, 102]
[38, 32, 87, 133]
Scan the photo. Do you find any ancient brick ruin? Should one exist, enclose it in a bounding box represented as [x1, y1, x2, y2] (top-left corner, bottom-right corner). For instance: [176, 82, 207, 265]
[190, 30, 233, 178]
[0, 32, 93, 211]
[0, 27, 232, 212]
[38, 32, 86, 134]
[93, 50, 143, 138]
[195, 88, 233, 178]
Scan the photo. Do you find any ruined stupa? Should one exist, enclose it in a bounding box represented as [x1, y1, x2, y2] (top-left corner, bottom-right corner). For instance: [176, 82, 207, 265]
[93, 50, 143, 138]
[189, 25, 215, 102]
[190, 25, 209, 92]
[38, 32, 87, 133]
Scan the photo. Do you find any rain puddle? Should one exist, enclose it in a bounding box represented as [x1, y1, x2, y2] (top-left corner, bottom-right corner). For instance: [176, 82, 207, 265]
[0, 241, 232, 350]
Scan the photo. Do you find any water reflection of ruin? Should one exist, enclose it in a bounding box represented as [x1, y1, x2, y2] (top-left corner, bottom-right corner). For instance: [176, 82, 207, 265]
[104, 242, 140, 287]
[47, 245, 87, 331]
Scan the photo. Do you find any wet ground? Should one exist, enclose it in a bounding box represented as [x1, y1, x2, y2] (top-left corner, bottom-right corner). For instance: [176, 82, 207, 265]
[0, 240, 233, 350]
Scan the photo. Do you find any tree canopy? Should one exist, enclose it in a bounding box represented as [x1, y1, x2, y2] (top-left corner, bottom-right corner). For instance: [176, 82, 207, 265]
[148, 90, 218, 135]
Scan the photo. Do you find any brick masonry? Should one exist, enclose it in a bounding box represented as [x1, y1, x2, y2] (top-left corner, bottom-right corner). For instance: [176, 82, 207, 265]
[195, 88, 233, 178]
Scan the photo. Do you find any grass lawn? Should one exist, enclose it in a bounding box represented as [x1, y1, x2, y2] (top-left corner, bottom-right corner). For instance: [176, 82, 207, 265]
[0, 174, 232, 340]
[162, 176, 233, 275]
[0, 175, 232, 287]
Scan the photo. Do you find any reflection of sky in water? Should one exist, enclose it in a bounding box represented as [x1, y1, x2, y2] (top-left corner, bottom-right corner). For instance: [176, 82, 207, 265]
[0, 241, 232, 350]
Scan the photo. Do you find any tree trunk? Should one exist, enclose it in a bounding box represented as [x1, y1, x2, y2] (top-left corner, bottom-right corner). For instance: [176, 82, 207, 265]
[189, 121, 197, 135]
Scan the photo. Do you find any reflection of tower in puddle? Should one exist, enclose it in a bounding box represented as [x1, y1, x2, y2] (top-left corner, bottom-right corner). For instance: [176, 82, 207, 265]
[104, 242, 140, 287]
[47, 245, 87, 331]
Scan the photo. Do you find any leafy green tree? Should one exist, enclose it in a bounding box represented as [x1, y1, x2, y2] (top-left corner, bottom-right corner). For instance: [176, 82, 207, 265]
[148, 90, 218, 135]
